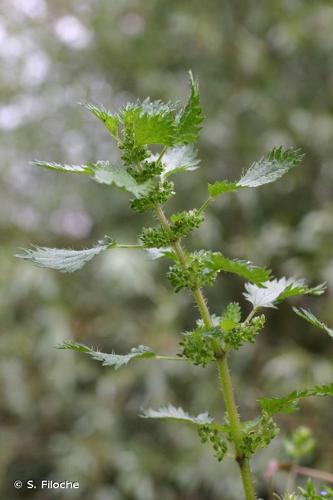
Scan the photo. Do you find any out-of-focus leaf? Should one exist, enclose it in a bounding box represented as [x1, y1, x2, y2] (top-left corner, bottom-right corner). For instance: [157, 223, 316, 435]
[31, 160, 91, 174]
[293, 308, 333, 338]
[140, 404, 213, 425]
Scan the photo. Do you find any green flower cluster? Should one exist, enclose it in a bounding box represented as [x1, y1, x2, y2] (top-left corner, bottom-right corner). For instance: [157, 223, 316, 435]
[222, 315, 266, 350]
[139, 209, 204, 248]
[139, 226, 170, 248]
[127, 160, 163, 183]
[120, 127, 149, 166]
[170, 209, 204, 239]
[198, 425, 228, 462]
[240, 413, 279, 458]
[130, 181, 175, 213]
[179, 327, 219, 367]
[167, 251, 218, 292]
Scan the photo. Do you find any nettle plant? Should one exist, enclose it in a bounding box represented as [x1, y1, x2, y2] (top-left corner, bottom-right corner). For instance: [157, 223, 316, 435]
[18, 73, 333, 499]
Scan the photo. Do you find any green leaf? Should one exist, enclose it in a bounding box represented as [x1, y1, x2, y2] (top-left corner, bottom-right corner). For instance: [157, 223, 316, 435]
[120, 99, 176, 146]
[89, 161, 153, 197]
[140, 404, 213, 425]
[298, 479, 333, 499]
[259, 383, 333, 416]
[31, 160, 92, 174]
[32, 160, 153, 198]
[58, 341, 156, 369]
[292, 307, 333, 338]
[16, 236, 116, 273]
[208, 147, 303, 199]
[279, 281, 326, 301]
[206, 253, 271, 284]
[284, 426, 315, 460]
[208, 181, 239, 197]
[159, 145, 200, 178]
[238, 146, 303, 188]
[244, 278, 326, 309]
[82, 103, 119, 137]
[175, 71, 203, 144]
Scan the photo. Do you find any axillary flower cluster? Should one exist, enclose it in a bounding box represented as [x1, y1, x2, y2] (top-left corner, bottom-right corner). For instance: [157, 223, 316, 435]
[17, 73, 333, 500]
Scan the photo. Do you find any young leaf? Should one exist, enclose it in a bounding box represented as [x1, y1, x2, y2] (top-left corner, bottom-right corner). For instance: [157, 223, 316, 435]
[159, 145, 200, 178]
[292, 307, 333, 338]
[206, 253, 272, 285]
[89, 161, 153, 197]
[220, 302, 242, 332]
[16, 236, 116, 273]
[243, 278, 325, 309]
[82, 103, 119, 137]
[237, 147, 303, 188]
[120, 99, 176, 146]
[31, 160, 92, 175]
[175, 71, 203, 144]
[140, 404, 213, 425]
[259, 383, 333, 416]
[58, 341, 156, 369]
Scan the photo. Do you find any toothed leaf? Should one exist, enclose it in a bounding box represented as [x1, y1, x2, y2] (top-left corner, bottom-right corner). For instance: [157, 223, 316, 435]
[259, 383, 333, 416]
[90, 161, 153, 197]
[58, 341, 156, 369]
[206, 253, 271, 284]
[16, 236, 115, 273]
[244, 278, 325, 309]
[82, 103, 119, 137]
[278, 281, 326, 300]
[141, 404, 213, 425]
[209, 147, 303, 198]
[159, 145, 200, 178]
[293, 308, 333, 338]
[238, 147, 303, 188]
[120, 99, 176, 146]
[32, 160, 92, 174]
[175, 71, 203, 144]
[31, 160, 152, 198]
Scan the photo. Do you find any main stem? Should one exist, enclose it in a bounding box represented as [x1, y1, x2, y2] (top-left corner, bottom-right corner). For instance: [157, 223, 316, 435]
[156, 205, 256, 500]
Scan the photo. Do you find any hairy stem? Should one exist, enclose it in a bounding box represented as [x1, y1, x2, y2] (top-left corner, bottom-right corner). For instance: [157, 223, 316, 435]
[155, 204, 256, 500]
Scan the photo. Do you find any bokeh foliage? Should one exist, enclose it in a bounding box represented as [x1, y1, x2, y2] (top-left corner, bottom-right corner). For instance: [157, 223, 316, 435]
[0, 1, 332, 499]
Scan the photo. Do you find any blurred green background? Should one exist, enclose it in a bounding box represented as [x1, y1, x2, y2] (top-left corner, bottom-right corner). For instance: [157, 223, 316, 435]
[1, 1, 333, 499]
